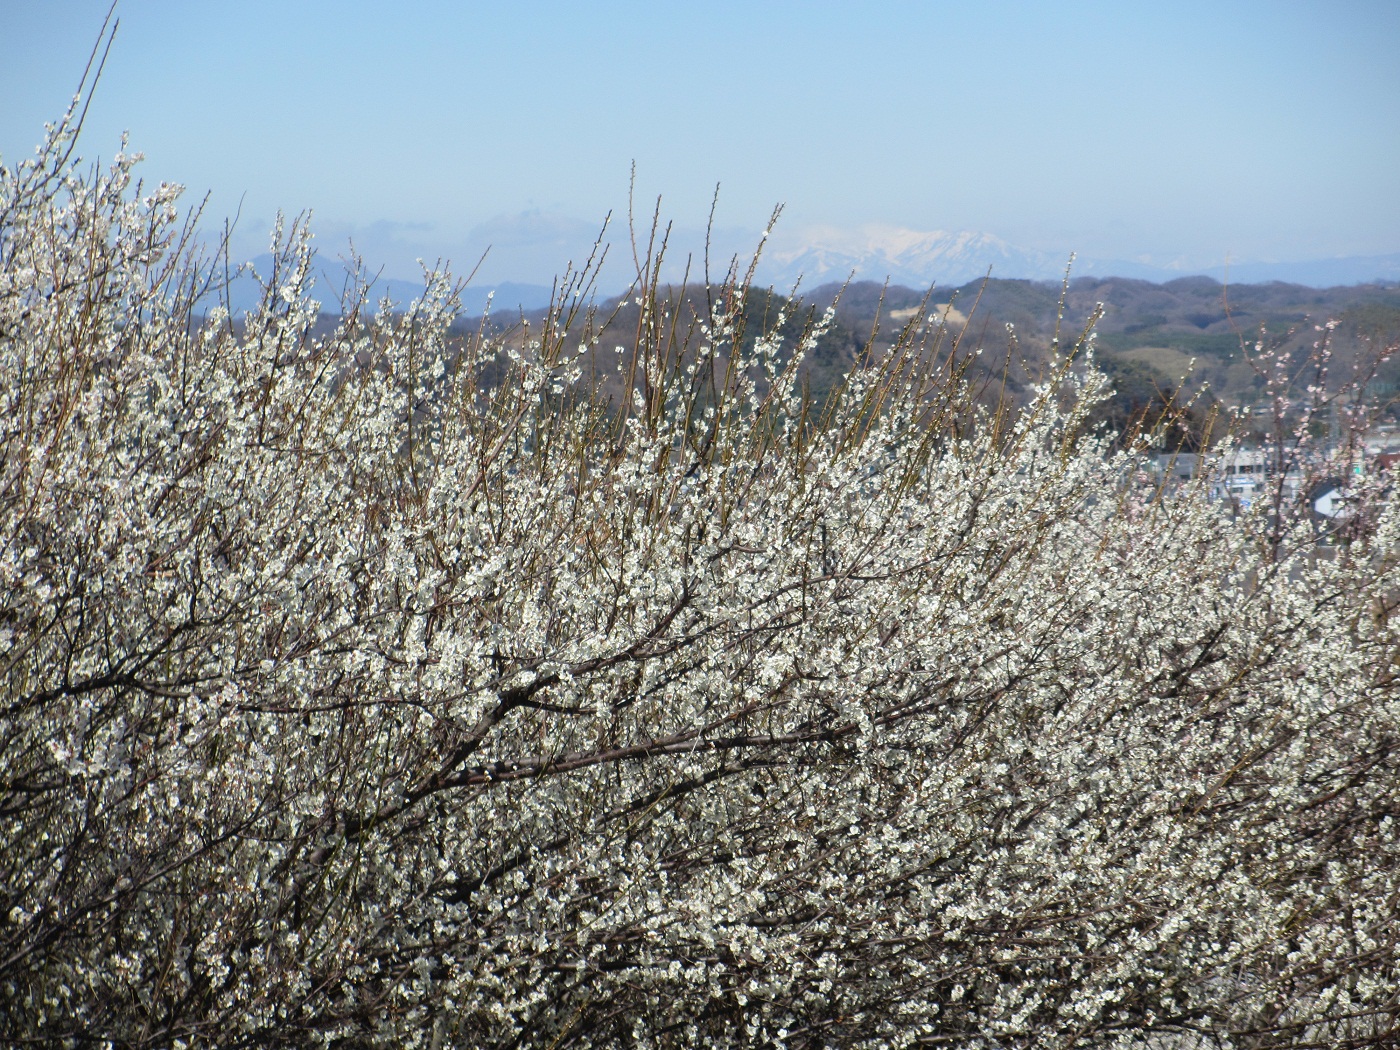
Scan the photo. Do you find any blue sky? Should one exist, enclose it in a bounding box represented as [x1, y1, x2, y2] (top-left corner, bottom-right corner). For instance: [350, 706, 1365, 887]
[3, 0, 1398, 285]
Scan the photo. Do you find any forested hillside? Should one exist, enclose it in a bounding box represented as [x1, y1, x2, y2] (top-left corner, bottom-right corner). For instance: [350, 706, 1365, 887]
[455, 274, 1400, 452]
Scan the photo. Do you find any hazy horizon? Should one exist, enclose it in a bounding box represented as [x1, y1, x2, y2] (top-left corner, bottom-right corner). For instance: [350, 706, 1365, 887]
[4, 1, 1398, 288]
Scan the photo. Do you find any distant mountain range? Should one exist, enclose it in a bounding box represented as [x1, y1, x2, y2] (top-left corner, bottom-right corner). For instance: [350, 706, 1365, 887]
[759, 227, 1056, 291]
[754, 224, 1400, 291]
[203, 255, 556, 317]
[205, 233, 1398, 318]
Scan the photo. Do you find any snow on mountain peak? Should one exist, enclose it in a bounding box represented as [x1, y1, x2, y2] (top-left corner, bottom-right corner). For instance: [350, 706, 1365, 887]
[760, 224, 1060, 288]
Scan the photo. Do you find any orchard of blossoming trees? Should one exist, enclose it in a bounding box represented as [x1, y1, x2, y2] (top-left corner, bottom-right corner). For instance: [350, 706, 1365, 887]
[3, 82, 1400, 1050]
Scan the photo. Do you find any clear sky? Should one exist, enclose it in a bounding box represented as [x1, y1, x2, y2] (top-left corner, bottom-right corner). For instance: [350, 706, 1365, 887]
[3, 0, 1398, 284]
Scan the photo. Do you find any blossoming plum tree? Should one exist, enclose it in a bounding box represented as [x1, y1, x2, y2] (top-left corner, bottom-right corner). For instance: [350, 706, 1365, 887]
[2, 101, 1398, 1048]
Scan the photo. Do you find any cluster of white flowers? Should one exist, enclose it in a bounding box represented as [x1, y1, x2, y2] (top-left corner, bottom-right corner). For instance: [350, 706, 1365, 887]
[2, 111, 1398, 1049]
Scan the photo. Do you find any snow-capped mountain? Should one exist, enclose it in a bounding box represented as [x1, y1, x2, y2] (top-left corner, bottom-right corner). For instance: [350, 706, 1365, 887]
[754, 225, 1400, 291]
[200, 227, 1400, 320]
[757, 224, 1068, 290]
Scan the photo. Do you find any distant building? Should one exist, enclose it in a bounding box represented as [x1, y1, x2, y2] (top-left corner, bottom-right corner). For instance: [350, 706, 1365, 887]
[1151, 447, 1308, 507]
[1310, 478, 1347, 519]
[1374, 451, 1400, 473]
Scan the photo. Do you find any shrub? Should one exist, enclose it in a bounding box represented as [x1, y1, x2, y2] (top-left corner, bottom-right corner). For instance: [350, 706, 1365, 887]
[2, 104, 1398, 1049]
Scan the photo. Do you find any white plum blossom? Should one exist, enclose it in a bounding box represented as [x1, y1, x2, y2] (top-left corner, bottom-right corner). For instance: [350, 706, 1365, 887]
[1, 105, 1398, 1050]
